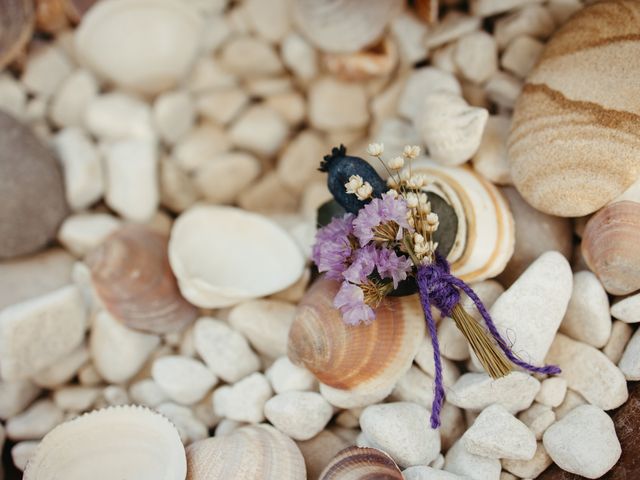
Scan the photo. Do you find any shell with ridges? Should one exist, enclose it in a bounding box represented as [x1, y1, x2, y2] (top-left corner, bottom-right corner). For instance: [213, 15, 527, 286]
[582, 201, 640, 296]
[507, 0, 640, 217]
[24, 405, 186, 480]
[169, 205, 305, 308]
[287, 277, 425, 395]
[323, 38, 399, 82]
[86, 224, 198, 334]
[75, 0, 202, 95]
[0, 0, 34, 69]
[293, 0, 403, 53]
[411, 158, 515, 283]
[319, 446, 403, 480]
[186, 424, 306, 480]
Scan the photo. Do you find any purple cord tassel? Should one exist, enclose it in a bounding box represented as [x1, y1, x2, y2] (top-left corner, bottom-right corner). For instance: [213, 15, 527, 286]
[416, 255, 561, 428]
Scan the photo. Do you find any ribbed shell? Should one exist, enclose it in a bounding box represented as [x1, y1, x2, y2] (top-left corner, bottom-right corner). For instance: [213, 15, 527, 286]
[24, 405, 186, 480]
[582, 201, 640, 295]
[86, 224, 198, 334]
[287, 277, 425, 394]
[0, 0, 34, 68]
[508, 0, 640, 217]
[186, 424, 306, 480]
[319, 447, 403, 480]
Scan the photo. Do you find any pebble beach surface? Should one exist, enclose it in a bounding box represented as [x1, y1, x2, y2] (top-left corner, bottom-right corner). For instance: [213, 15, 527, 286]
[0, 0, 639, 478]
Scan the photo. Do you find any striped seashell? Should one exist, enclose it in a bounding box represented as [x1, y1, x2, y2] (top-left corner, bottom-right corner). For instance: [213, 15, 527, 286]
[186, 424, 306, 480]
[411, 158, 515, 283]
[86, 224, 198, 334]
[24, 405, 186, 480]
[287, 277, 425, 396]
[582, 201, 640, 296]
[0, 0, 34, 69]
[508, 0, 640, 217]
[319, 447, 403, 480]
[293, 0, 403, 53]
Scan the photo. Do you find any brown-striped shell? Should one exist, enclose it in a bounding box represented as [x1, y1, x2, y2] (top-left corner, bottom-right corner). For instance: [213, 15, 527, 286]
[35, 0, 68, 33]
[86, 224, 198, 334]
[412, 159, 515, 283]
[319, 447, 403, 480]
[186, 424, 306, 480]
[582, 201, 640, 295]
[323, 38, 398, 82]
[0, 0, 34, 69]
[507, 0, 640, 217]
[287, 277, 425, 395]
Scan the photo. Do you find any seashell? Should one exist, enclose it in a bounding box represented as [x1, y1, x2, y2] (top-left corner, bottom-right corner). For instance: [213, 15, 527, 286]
[0, 0, 34, 69]
[75, 0, 202, 95]
[419, 92, 489, 166]
[24, 405, 186, 480]
[186, 424, 306, 480]
[0, 111, 69, 260]
[293, 0, 403, 53]
[169, 205, 305, 308]
[318, 446, 403, 480]
[86, 224, 198, 334]
[411, 158, 515, 282]
[35, 0, 68, 33]
[64, 0, 100, 23]
[287, 277, 425, 395]
[582, 201, 640, 296]
[323, 38, 398, 82]
[508, 0, 640, 217]
[412, 0, 438, 24]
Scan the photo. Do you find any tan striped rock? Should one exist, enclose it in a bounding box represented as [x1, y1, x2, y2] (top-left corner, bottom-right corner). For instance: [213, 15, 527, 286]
[508, 0, 640, 217]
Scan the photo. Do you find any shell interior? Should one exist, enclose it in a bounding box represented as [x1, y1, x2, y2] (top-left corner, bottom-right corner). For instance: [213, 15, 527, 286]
[319, 446, 403, 480]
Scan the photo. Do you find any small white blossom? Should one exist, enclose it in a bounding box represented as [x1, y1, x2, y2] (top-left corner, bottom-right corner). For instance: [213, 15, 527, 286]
[407, 174, 425, 189]
[356, 182, 373, 200]
[385, 189, 399, 198]
[387, 177, 399, 188]
[367, 143, 384, 156]
[418, 192, 429, 205]
[426, 212, 439, 226]
[388, 156, 405, 170]
[345, 175, 363, 195]
[405, 192, 419, 208]
[414, 232, 425, 245]
[403, 145, 421, 159]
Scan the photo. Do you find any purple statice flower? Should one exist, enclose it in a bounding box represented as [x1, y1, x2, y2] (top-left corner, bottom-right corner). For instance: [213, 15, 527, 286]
[343, 244, 377, 284]
[334, 281, 375, 325]
[311, 213, 355, 280]
[376, 248, 413, 288]
[353, 192, 413, 246]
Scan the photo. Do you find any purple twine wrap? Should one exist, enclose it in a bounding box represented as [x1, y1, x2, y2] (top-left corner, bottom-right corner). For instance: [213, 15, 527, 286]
[416, 254, 561, 429]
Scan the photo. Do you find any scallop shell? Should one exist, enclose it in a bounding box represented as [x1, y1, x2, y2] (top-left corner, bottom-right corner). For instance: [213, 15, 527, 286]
[75, 0, 202, 95]
[411, 158, 515, 283]
[582, 201, 640, 296]
[293, 0, 403, 53]
[287, 277, 425, 395]
[169, 205, 305, 308]
[0, 0, 34, 69]
[323, 38, 398, 82]
[24, 405, 186, 480]
[319, 447, 403, 480]
[186, 424, 306, 480]
[507, 0, 640, 217]
[419, 92, 489, 166]
[86, 224, 198, 334]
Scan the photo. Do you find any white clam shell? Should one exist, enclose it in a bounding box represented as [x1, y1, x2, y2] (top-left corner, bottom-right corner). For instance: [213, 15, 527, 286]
[412, 159, 515, 282]
[169, 205, 305, 308]
[75, 0, 202, 95]
[293, 0, 403, 53]
[419, 92, 489, 166]
[24, 405, 186, 480]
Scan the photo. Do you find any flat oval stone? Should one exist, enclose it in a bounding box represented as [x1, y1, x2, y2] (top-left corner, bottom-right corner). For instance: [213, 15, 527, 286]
[0, 111, 68, 259]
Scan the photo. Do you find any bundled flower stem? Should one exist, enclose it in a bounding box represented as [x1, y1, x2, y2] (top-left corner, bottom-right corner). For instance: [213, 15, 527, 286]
[312, 144, 561, 428]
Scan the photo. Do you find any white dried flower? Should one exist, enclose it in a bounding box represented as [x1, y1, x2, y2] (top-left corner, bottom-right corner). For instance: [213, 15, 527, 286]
[403, 145, 421, 159]
[426, 212, 439, 226]
[405, 192, 419, 208]
[413, 232, 425, 246]
[418, 193, 429, 205]
[407, 174, 425, 189]
[386, 189, 399, 198]
[387, 177, 399, 188]
[388, 156, 405, 170]
[367, 143, 384, 156]
[419, 200, 432, 215]
[356, 182, 373, 200]
[345, 175, 363, 195]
